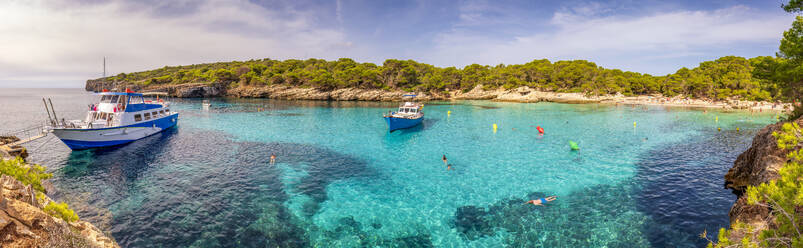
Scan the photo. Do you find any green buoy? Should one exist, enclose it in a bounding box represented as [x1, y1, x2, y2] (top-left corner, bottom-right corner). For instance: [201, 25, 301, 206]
[569, 141, 579, 151]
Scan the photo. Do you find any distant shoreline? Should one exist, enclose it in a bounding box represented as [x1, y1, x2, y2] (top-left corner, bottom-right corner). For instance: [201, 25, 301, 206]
[84, 80, 794, 113]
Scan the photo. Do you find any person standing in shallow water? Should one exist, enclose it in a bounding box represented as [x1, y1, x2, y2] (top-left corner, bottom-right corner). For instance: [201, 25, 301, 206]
[270, 153, 276, 165]
[526, 196, 557, 206]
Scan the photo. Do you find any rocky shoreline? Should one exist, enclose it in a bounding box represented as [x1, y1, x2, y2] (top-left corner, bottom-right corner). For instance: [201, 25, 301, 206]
[723, 116, 803, 242]
[0, 139, 119, 248]
[86, 79, 792, 111]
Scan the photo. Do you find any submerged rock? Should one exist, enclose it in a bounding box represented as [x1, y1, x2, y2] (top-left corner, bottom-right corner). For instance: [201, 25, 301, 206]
[370, 221, 382, 229]
[453, 205, 494, 240]
[234, 202, 308, 248]
[382, 234, 435, 248]
[451, 188, 651, 247]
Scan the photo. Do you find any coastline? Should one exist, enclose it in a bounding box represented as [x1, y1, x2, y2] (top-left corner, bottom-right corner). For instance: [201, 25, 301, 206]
[86, 79, 794, 112]
[722, 115, 803, 244]
[10, 84, 794, 246]
[0, 138, 119, 248]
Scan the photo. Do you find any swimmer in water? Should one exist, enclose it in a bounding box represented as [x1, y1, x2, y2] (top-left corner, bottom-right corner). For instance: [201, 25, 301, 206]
[447, 164, 452, 170]
[526, 196, 557, 206]
[270, 153, 276, 165]
[442, 154, 448, 166]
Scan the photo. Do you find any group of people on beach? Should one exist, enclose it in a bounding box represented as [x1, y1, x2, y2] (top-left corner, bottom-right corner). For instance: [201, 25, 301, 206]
[441, 154, 557, 207]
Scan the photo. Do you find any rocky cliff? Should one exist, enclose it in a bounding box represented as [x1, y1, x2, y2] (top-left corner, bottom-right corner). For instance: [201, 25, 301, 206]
[0, 139, 119, 248]
[87, 79, 226, 98]
[0, 174, 119, 248]
[723, 116, 803, 238]
[86, 79, 619, 104]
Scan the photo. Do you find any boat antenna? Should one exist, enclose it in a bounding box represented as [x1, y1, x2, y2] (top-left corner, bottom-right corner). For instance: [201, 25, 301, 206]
[48, 98, 60, 126]
[103, 57, 107, 91]
[42, 98, 54, 126]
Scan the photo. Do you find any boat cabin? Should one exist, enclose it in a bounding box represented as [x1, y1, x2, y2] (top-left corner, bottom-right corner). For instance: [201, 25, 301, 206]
[78, 91, 172, 129]
[388, 102, 423, 118]
[398, 106, 421, 115]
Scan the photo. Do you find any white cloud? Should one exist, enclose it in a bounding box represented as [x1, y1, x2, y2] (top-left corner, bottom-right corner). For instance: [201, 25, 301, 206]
[0, 0, 349, 87]
[428, 5, 794, 75]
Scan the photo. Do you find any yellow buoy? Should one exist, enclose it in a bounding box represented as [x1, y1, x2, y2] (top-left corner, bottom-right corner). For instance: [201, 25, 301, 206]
[718, 127, 721, 132]
[447, 110, 451, 116]
[633, 121, 637, 127]
[736, 127, 740, 133]
[493, 123, 498, 133]
[715, 116, 718, 122]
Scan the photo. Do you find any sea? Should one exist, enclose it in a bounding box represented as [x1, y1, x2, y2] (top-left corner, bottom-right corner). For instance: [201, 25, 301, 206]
[0, 88, 780, 247]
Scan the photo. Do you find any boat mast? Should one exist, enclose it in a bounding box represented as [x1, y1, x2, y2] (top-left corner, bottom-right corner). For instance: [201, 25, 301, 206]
[42, 98, 54, 126]
[103, 57, 107, 91]
[48, 98, 60, 126]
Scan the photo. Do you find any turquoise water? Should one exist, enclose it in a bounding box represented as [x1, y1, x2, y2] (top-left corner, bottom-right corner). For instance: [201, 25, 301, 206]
[6, 89, 779, 247]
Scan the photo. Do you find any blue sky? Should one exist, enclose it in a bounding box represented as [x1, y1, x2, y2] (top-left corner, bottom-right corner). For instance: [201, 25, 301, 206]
[0, 0, 795, 88]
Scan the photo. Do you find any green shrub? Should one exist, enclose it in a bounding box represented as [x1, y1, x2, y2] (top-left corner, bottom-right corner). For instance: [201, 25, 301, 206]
[44, 201, 79, 223]
[105, 53, 793, 101]
[0, 157, 52, 192]
[35, 191, 46, 206]
[709, 122, 802, 247]
[743, 122, 803, 247]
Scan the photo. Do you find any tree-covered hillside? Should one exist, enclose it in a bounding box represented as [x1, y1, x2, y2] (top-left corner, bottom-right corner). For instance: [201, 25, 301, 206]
[102, 56, 787, 102]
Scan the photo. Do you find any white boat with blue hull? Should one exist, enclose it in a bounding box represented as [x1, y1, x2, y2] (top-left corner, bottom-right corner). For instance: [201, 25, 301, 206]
[51, 90, 178, 150]
[383, 95, 424, 132]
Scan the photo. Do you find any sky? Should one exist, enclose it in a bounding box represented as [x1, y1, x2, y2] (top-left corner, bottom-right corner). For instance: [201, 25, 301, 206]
[0, 0, 796, 88]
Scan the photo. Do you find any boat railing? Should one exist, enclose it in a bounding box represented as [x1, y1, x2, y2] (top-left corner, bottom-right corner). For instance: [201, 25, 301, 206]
[0, 122, 52, 146]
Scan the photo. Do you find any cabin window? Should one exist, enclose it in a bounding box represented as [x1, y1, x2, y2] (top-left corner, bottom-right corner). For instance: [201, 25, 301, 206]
[119, 96, 127, 110]
[130, 96, 143, 104]
[152, 111, 158, 117]
[159, 110, 164, 115]
[134, 114, 142, 122]
[165, 109, 169, 113]
[144, 113, 151, 120]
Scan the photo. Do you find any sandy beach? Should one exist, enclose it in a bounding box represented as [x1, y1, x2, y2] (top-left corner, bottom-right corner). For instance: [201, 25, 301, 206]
[481, 85, 795, 112]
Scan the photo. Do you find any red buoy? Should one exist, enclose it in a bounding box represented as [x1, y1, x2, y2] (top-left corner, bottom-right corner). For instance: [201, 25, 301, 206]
[537, 126, 544, 134]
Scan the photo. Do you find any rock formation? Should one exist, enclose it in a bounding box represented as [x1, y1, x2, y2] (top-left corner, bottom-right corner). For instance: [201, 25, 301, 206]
[0, 136, 28, 160]
[0, 174, 119, 248]
[86, 79, 624, 103]
[85, 79, 794, 112]
[0, 149, 119, 248]
[724, 116, 803, 239]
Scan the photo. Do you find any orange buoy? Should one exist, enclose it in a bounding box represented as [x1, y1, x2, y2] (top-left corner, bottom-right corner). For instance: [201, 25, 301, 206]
[536, 126, 544, 134]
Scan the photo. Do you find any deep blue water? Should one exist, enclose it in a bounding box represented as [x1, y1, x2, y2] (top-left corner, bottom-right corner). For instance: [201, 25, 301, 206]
[0, 88, 779, 247]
